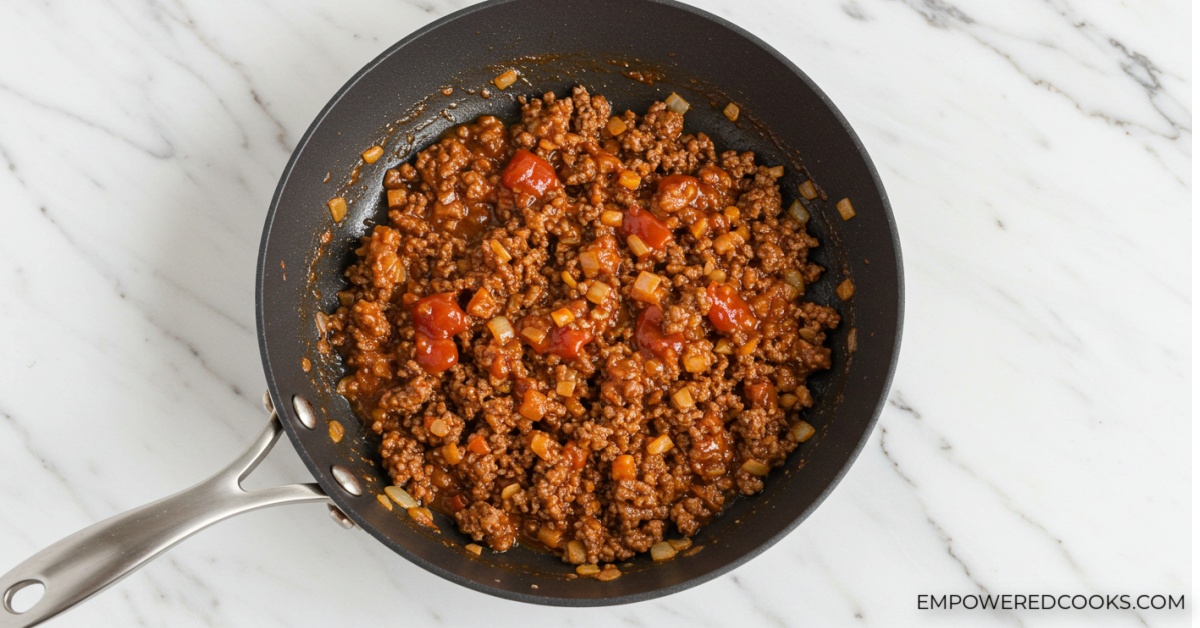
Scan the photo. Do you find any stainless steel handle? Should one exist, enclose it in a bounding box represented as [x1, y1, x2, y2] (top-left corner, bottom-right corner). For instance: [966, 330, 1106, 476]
[0, 405, 330, 628]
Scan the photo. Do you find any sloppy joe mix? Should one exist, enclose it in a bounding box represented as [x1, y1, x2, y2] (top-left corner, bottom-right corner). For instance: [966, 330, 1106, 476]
[325, 87, 839, 567]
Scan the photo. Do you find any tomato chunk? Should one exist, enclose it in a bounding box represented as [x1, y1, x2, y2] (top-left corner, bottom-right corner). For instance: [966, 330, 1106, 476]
[447, 494, 469, 512]
[415, 332, 458, 374]
[706, 283, 758, 332]
[634, 305, 684, 360]
[620, 206, 673, 251]
[745, 379, 778, 410]
[412, 292, 469, 339]
[502, 149, 560, 198]
[546, 327, 593, 360]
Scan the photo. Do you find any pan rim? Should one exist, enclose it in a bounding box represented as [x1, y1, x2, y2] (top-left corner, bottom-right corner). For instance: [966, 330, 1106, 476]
[256, 0, 904, 607]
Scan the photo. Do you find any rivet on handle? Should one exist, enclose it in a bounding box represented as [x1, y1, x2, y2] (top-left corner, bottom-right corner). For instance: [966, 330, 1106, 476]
[292, 395, 317, 430]
[327, 505, 355, 530]
[330, 466, 362, 496]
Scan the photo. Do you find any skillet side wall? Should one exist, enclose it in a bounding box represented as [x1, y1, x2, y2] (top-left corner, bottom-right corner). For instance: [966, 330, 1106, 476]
[257, 0, 902, 606]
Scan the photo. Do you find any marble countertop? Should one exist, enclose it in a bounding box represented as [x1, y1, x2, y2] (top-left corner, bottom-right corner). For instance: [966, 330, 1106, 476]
[0, 0, 1189, 626]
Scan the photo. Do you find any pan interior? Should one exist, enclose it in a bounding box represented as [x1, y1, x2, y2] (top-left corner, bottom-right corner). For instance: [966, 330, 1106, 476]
[258, 0, 901, 606]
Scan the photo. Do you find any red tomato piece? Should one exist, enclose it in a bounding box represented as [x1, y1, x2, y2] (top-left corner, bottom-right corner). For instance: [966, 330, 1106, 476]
[467, 434, 490, 455]
[546, 327, 594, 360]
[634, 305, 684, 360]
[412, 292, 469, 340]
[502, 149, 560, 198]
[447, 494, 469, 512]
[415, 332, 458, 374]
[744, 379, 778, 410]
[620, 206, 673, 251]
[706, 283, 758, 332]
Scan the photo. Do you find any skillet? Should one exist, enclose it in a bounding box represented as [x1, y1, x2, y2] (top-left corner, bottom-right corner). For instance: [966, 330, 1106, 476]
[0, 0, 903, 624]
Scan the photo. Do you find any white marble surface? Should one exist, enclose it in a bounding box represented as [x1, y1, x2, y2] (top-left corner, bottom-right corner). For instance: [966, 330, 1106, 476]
[0, 0, 1190, 626]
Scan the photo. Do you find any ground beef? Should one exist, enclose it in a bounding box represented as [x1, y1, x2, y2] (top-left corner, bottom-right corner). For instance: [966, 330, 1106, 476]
[327, 87, 838, 566]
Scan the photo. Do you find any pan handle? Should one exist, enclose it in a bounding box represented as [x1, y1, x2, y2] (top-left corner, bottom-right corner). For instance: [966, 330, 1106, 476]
[0, 402, 330, 628]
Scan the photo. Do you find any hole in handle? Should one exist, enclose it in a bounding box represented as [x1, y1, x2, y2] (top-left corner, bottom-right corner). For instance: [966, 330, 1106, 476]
[4, 580, 45, 614]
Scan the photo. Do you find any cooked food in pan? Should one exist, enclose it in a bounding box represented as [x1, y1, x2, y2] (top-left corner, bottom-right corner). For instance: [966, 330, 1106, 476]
[325, 86, 838, 571]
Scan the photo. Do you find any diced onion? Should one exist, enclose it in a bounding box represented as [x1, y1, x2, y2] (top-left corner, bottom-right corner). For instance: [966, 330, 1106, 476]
[576, 564, 601, 576]
[667, 538, 692, 551]
[836, 278, 856, 301]
[723, 206, 740, 222]
[600, 210, 624, 227]
[494, 69, 518, 90]
[586, 281, 612, 304]
[521, 326, 547, 344]
[362, 146, 384, 164]
[385, 485, 419, 509]
[766, 165, 784, 178]
[567, 540, 587, 564]
[596, 566, 622, 581]
[377, 493, 393, 510]
[683, 352, 709, 374]
[689, 217, 709, 238]
[489, 240, 512, 263]
[407, 507, 434, 527]
[557, 380, 577, 397]
[618, 170, 642, 189]
[561, 271, 578, 289]
[723, 102, 740, 121]
[664, 92, 690, 114]
[707, 269, 726, 283]
[551, 308, 575, 327]
[837, 197, 856, 220]
[671, 387, 695, 409]
[741, 459, 770, 476]
[783, 269, 805, 296]
[387, 188, 407, 208]
[429, 418, 449, 437]
[466, 288, 494, 318]
[737, 338, 759, 356]
[780, 394, 798, 410]
[798, 328, 817, 342]
[789, 421, 816, 443]
[327, 197, 348, 222]
[714, 339, 733, 355]
[519, 390, 547, 421]
[627, 234, 651, 258]
[606, 116, 627, 136]
[647, 434, 674, 454]
[631, 271, 662, 303]
[579, 251, 601, 277]
[538, 524, 563, 548]
[443, 443, 463, 465]
[487, 316, 515, 343]
[465, 543, 483, 555]
[798, 180, 818, 200]
[530, 432, 552, 459]
[650, 541, 677, 561]
[612, 454, 636, 481]
[788, 199, 810, 225]
[501, 483, 521, 499]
